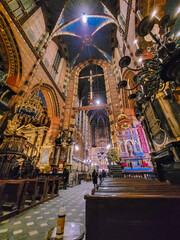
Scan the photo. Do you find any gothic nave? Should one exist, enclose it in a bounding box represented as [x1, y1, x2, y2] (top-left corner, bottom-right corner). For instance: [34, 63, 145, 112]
[0, 0, 180, 239]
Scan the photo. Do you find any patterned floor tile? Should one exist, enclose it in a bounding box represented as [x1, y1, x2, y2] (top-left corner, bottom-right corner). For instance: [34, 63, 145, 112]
[29, 230, 38, 236]
[40, 223, 48, 227]
[0, 181, 93, 240]
[44, 211, 50, 215]
[0, 228, 8, 233]
[14, 221, 21, 225]
[0, 220, 9, 224]
[33, 211, 40, 214]
[26, 222, 34, 226]
[13, 229, 23, 235]
[67, 213, 72, 216]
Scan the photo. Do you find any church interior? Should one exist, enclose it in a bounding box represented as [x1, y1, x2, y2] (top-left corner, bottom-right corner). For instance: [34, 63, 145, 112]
[0, 0, 180, 239]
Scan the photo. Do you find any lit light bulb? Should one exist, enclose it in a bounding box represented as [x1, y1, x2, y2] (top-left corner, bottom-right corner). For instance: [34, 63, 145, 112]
[176, 31, 180, 38]
[151, 10, 157, 18]
[96, 100, 100, 105]
[75, 145, 79, 151]
[106, 144, 111, 150]
[176, 6, 180, 16]
[151, 9, 160, 21]
[138, 57, 144, 67]
[82, 12, 87, 23]
[138, 57, 143, 63]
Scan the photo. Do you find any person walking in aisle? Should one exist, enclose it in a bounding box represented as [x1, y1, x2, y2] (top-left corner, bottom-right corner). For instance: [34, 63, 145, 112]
[92, 169, 98, 188]
[62, 167, 69, 189]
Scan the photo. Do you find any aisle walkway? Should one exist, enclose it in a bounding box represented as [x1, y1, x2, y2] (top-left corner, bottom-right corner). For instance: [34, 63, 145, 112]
[0, 181, 93, 240]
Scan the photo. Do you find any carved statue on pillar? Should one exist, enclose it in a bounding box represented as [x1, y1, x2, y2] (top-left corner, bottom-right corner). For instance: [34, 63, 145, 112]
[55, 129, 74, 165]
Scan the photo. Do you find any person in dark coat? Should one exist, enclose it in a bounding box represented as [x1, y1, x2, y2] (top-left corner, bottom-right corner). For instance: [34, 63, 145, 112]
[92, 169, 98, 188]
[101, 169, 106, 179]
[62, 167, 69, 189]
[99, 172, 102, 182]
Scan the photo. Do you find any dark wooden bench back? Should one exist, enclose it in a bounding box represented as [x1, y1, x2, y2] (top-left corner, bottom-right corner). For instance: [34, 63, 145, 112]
[2, 180, 24, 211]
[85, 194, 180, 240]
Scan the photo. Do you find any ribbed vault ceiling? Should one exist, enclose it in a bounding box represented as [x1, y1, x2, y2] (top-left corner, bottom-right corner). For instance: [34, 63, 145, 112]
[50, 0, 119, 68]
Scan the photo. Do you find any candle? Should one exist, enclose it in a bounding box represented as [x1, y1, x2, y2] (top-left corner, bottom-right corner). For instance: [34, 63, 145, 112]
[136, 10, 143, 21]
[134, 39, 139, 49]
[151, 9, 160, 21]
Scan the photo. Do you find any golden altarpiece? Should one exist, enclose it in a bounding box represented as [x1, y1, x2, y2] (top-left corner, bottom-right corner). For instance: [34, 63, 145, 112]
[0, 89, 51, 179]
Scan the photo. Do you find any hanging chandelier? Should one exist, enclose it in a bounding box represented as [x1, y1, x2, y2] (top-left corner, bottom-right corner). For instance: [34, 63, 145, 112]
[118, 9, 180, 119]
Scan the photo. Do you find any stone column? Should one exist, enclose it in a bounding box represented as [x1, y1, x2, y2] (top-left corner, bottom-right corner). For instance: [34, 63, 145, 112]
[79, 100, 82, 130]
[83, 110, 86, 136]
[92, 124, 96, 147]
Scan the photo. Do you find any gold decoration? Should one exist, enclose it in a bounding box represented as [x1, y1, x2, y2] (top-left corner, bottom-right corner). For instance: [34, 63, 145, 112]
[5, 114, 21, 135]
[0, 12, 21, 82]
[5, 89, 50, 135]
[116, 113, 131, 130]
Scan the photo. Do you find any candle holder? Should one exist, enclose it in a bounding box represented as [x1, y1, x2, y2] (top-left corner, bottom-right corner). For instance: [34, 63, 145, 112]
[118, 11, 180, 120]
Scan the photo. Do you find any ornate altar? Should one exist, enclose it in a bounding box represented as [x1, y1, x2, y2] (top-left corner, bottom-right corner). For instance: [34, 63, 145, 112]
[0, 89, 51, 179]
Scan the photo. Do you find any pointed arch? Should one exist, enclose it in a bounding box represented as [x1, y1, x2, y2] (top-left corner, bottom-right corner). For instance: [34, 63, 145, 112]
[0, 11, 22, 90]
[32, 83, 60, 119]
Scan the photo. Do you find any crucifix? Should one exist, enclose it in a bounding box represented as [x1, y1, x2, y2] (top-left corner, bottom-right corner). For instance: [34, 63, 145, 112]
[79, 70, 104, 105]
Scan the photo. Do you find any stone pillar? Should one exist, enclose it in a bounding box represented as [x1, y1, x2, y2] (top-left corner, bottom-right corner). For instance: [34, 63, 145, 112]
[79, 100, 82, 130]
[69, 145, 74, 164]
[92, 124, 96, 147]
[83, 110, 86, 136]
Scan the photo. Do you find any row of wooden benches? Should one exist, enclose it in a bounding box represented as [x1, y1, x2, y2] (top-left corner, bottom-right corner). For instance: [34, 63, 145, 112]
[0, 177, 60, 221]
[85, 178, 180, 240]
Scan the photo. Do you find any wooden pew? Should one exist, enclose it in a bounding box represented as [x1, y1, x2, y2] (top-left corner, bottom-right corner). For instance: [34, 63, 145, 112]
[0, 176, 60, 222]
[78, 173, 85, 184]
[1, 180, 24, 211]
[23, 179, 39, 206]
[53, 178, 60, 197]
[86, 178, 180, 240]
[47, 178, 56, 198]
[0, 182, 5, 216]
[85, 194, 180, 240]
[36, 178, 48, 201]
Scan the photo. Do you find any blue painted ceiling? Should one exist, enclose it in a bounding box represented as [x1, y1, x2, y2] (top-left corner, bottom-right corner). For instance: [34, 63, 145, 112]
[52, 0, 117, 68]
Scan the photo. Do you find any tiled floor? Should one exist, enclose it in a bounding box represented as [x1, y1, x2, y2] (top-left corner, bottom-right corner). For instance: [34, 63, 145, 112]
[0, 181, 93, 240]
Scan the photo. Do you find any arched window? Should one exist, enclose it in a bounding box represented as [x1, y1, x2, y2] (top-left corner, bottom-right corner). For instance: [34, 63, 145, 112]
[7, 0, 36, 20]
